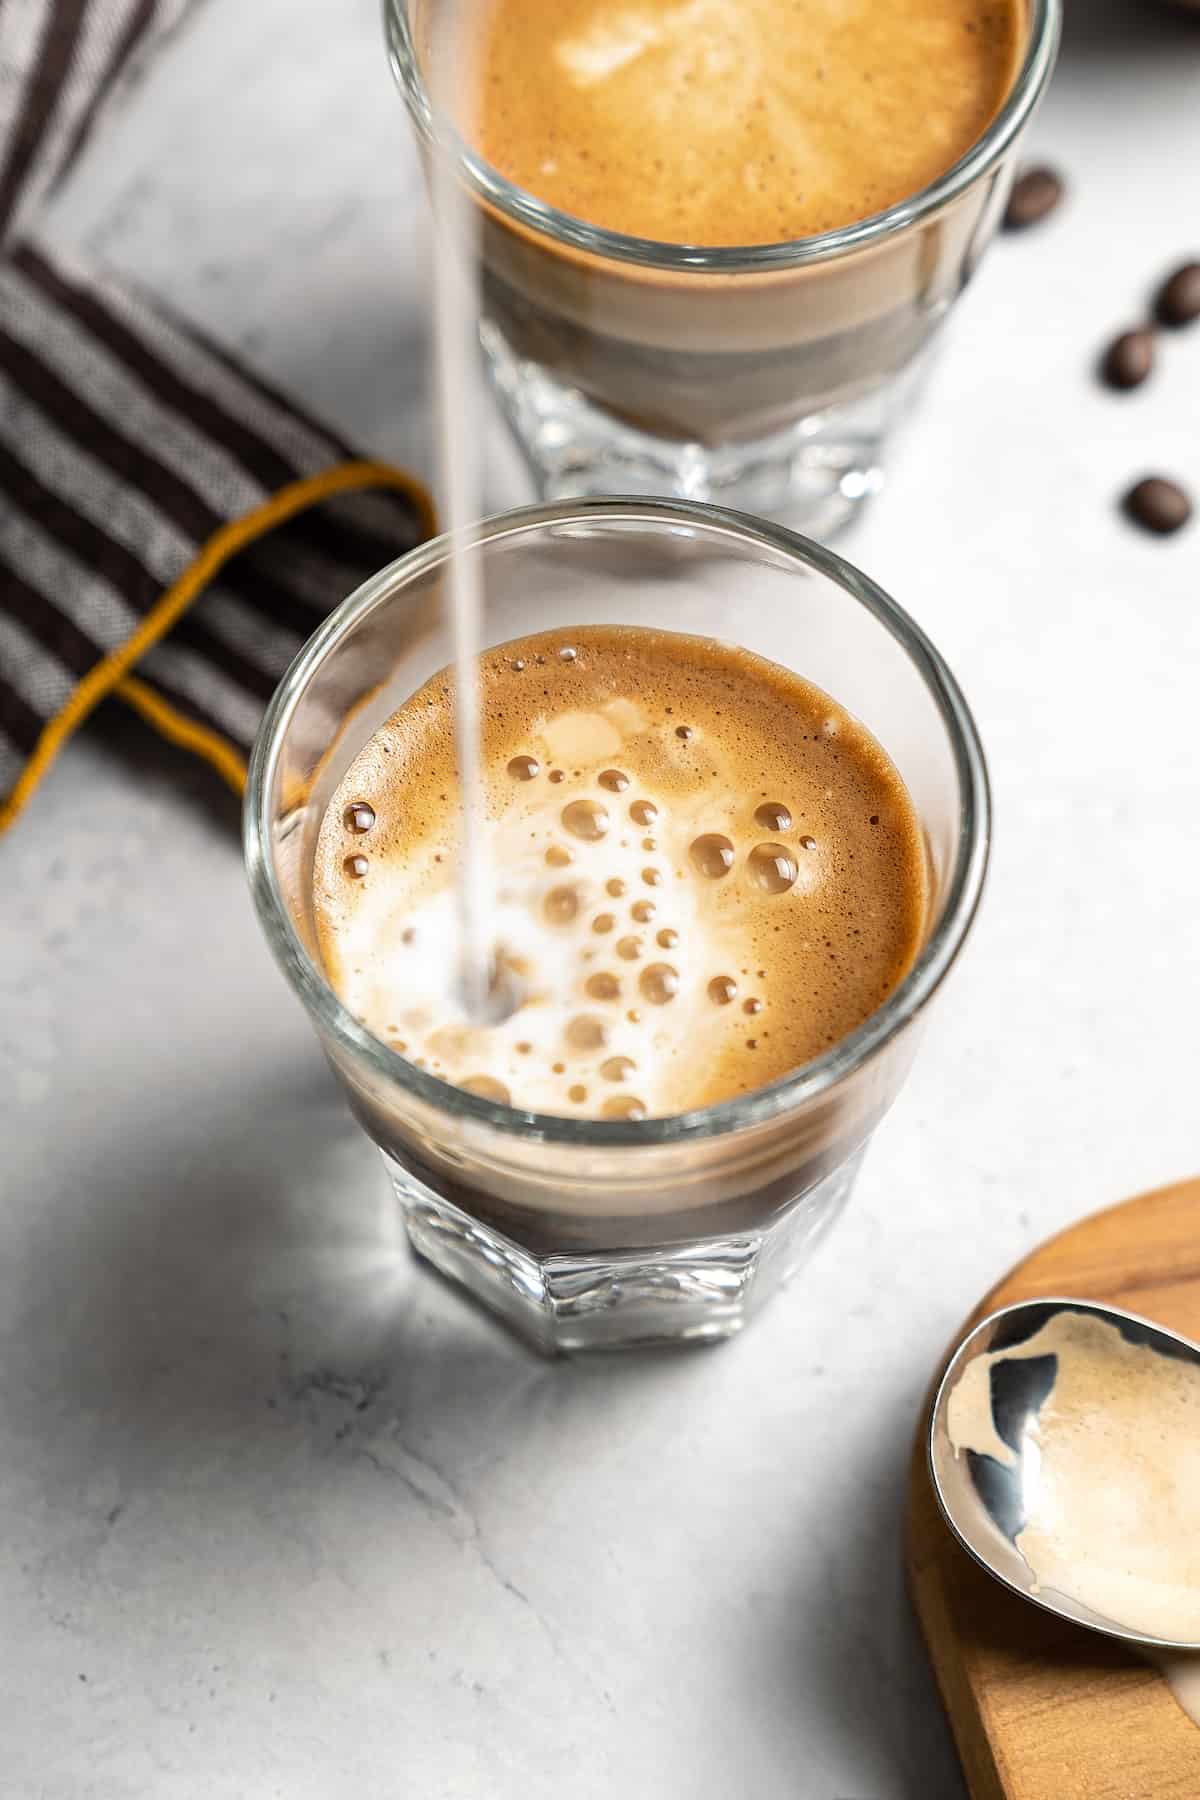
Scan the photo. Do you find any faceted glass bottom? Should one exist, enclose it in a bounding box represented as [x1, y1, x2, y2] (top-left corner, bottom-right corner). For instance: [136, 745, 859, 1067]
[481, 322, 915, 539]
[383, 1146, 866, 1354]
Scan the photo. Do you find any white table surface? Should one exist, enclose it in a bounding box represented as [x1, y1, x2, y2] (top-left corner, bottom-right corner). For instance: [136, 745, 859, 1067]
[4, 2, 1200, 1794]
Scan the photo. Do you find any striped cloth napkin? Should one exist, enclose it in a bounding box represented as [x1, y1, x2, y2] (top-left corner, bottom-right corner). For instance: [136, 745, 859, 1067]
[0, 0, 433, 834]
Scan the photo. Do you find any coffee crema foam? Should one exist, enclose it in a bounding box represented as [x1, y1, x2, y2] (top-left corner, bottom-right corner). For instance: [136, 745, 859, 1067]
[468, 0, 1024, 244]
[314, 626, 928, 1119]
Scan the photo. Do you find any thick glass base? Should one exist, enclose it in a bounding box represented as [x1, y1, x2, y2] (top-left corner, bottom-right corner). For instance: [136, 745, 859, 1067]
[383, 1147, 865, 1354]
[482, 322, 903, 537]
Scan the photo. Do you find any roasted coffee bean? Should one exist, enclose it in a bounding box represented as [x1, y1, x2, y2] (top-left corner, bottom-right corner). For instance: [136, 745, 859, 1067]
[1154, 262, 1200, 328]
[1101, 327, 1155, 391]
[1003, 166, 1063, 231]
[1123, 476, 1193, 536]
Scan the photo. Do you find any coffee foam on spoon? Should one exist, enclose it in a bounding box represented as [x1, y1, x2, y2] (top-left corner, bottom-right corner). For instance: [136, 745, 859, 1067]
[947, 1311, 1200, 1647]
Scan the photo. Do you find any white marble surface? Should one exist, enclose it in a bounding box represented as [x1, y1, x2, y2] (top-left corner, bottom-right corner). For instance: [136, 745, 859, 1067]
[4, 2, 1200, 1794]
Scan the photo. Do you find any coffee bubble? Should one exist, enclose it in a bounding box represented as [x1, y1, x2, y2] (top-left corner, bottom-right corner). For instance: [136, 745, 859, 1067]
[690, 833, 735, 879]
[708, 975, 737, 1005]
[743, 997, 763, 1016]
[640, 963, 678, 1004]
[586, 972, 620, 1001]
[603, 1095, 647, 1120]
[543, 884, 579, 925]
[599, 769, 630, 793]
[747, 843, 798, 894]
[800, 834, 817, 852]
[545, 844, 572, 867]
[631, 899, 656, 923]
[606, 877, 626, 897]
[593, 912, 615, 934]
[642, 867, 662, 887]
[642, 837, 657, 852]
[600, 1055, 636, 1083]
[616, 936, 642, 960]
[558, 645, 577, 662]
[344, 801, 376, 834]
[508, 754, 540, 781]
[657, 927, 679, 949]
[563, 798, 609, 841]
[754, 801, 791, 832]
[344, 854, 369, 879]
[566, 1014, 608, 1052]
[568, 1084, 587, 1103]
[464, 1075, 511, 1104]
[675, 725, 694, 742]
[549, 768, 566, 784]
[630, 799, 657, 826]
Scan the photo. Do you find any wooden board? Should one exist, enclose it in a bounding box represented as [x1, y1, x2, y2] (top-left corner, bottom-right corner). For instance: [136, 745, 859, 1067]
[907, 1176, 1200, 1800]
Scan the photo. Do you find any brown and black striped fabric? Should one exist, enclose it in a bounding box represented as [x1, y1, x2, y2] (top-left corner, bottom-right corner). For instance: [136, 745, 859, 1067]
[0, 2, 432, 830]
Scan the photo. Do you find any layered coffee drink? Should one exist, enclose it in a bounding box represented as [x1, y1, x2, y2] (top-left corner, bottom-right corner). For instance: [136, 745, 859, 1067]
[314, 626, 928, 1120]
[249, 502, 988, 1345]
[392, 0, 1046, 518]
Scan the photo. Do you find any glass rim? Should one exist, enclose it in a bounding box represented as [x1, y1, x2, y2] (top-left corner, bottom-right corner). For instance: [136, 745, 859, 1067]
[245, 498, 990, 1148]
[383, 0, 1060, 274]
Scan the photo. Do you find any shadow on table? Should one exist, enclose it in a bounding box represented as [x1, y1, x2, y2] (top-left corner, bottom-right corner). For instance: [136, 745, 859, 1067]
[19, 1054, 963, 1793]
[736, 1418, 968, 1800]
[26, 1047, 695, 1489]
[1056, 0, 1200, 68]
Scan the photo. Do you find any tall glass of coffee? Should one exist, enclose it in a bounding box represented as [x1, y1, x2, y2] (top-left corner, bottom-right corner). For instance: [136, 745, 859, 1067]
[245, 500, 988, 1353]
[386, 0, 1059, 534]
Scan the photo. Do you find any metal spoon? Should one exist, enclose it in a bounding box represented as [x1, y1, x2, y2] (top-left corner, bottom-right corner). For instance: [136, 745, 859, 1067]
[928, 1297, 1200, 1650]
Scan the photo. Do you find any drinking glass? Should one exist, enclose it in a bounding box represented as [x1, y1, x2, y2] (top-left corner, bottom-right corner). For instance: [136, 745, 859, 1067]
[245, 499, 989, 1353]
[385, 0, 1060, 535]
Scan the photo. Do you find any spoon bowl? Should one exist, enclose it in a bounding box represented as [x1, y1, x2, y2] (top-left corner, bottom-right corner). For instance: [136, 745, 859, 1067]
[928, 1297, 1200, 1651]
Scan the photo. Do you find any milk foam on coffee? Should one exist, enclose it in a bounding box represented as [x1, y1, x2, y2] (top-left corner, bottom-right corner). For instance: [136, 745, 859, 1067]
[469, 0, 1023, 243]
[315, 626, 928, 1119]
[947, 1311, 1200, 1645]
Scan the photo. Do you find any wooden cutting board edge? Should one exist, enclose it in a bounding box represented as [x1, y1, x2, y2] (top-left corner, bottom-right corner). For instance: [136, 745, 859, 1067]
[906, 1175, 1200, 1800]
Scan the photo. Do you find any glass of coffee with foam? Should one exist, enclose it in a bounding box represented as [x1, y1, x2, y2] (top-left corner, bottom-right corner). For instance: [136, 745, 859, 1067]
[386, 0, 1059, 534]
[245, 499, 988, 1352]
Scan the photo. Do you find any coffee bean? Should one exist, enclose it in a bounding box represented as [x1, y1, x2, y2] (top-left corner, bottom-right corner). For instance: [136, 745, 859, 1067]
[1123, 476, 1192, 536]
[1154, 261, 1200, 328]
[1003, 166, 1063, 231]
[1100, 327, 1155, 391]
